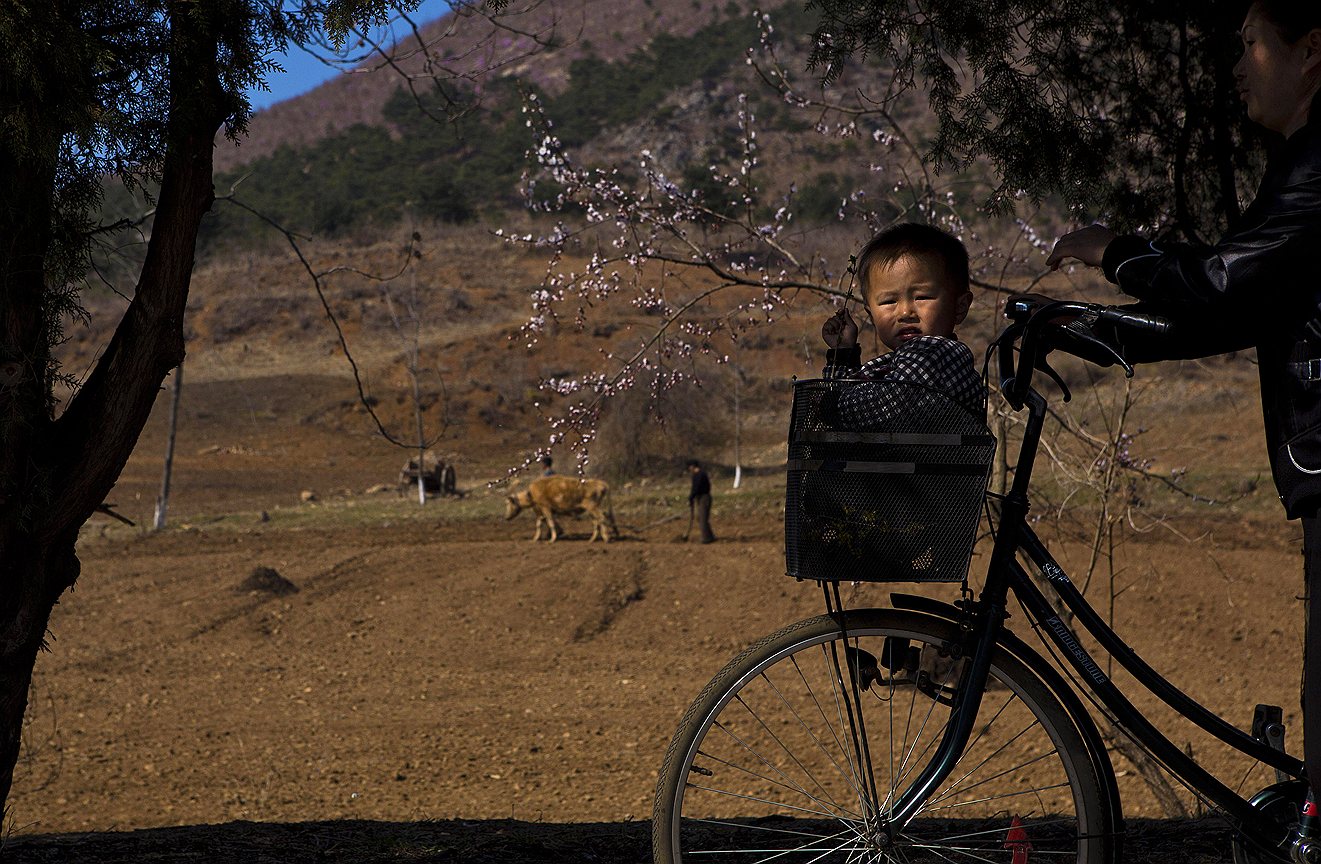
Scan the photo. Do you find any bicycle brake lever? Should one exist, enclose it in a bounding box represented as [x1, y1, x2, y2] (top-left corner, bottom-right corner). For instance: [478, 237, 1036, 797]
[1054, 317, 1136, 378]
[1106, 342, 1134, 377]
[1035, 356, 1072, 402]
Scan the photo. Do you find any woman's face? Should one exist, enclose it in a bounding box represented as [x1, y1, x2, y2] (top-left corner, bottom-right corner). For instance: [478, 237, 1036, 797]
[1234, 5, 1321, 137]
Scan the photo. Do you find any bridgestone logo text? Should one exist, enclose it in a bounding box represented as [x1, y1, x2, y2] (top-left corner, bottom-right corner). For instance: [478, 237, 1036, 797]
[1045, 616, 1108, 685]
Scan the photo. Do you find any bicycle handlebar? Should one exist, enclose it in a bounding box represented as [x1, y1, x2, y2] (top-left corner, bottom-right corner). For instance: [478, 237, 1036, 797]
[1092, 306, 1173, 335]
[997, 296, 1173, 407]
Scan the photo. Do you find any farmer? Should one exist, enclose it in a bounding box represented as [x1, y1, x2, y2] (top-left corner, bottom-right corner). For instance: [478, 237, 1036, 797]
[687, 459, 716, 544]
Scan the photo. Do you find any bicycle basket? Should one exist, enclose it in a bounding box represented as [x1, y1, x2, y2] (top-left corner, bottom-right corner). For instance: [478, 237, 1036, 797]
[784, 378, 995, 583]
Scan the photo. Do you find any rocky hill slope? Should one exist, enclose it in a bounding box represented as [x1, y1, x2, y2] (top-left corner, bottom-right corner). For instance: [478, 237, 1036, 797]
[216, 0, 768, 174]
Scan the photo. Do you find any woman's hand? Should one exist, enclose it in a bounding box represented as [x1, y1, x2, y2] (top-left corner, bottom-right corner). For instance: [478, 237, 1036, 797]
[1046, 225, 1117, 270]
[821, 307, 859, 348]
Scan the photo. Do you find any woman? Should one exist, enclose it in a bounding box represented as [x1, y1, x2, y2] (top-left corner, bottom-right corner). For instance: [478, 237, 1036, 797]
[1047, 0, 1321, 808]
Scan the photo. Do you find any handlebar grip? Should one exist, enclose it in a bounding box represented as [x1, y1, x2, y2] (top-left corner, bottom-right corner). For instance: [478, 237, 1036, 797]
[1093, 307, 1172, 335]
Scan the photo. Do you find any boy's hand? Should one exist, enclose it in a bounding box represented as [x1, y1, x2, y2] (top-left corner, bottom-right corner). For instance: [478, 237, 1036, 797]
[821, 307, 859, 348]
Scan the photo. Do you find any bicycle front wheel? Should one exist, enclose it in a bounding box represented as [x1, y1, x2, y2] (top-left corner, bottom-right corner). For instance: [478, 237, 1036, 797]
[653, 608, 1113, 863]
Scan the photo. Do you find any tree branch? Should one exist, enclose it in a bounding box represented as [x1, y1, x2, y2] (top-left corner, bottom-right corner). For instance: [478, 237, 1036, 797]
[47, 3, 231, 540]
[219, 193, 432, 451]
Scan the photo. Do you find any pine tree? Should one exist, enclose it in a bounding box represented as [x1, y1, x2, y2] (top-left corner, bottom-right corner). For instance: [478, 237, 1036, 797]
[0, 0, 512, 822]
[806, 0, 1256, 240]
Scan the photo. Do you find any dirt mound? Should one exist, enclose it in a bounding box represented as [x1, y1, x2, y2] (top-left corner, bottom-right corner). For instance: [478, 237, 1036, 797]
[236, 565, 299, 596]
[572, 556, 647, 643]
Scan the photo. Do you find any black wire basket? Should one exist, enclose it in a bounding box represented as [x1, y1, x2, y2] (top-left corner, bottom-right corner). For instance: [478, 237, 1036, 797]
[785, 378, 996, 583]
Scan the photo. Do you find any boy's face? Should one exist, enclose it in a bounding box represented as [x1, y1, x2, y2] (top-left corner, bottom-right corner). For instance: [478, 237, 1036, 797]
[862, 255, 972, 351]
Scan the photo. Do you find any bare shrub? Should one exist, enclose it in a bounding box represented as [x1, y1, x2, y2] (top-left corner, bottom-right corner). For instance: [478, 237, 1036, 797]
[592, 378, 730, 481]
[204, 294, 313, 342]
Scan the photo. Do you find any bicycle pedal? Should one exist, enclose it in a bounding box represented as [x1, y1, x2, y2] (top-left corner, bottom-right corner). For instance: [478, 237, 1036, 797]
[1253, 703, 1289, 783]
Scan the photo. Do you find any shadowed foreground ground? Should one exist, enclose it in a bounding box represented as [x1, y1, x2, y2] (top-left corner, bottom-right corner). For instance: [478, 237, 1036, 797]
[4, 819, 648, 863]
[1, 817, 1255, 862]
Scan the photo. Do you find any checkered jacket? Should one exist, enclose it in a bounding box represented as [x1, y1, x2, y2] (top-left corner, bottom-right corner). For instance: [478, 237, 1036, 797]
[821, 336, 985, 428]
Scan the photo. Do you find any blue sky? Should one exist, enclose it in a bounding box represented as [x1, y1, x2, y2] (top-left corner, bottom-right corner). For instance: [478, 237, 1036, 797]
[248, 1, 452, 111]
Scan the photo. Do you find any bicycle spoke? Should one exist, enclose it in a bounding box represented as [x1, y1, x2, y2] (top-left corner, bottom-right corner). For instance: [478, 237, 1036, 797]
[928, 749, 1068, 809]
[760, 664, 871, 810]
[792, 653, 871, 806]
[681, 823, 866, 862]
[923, 815, 1077, 843]
[891, 682, 948, 797]
[656, 613, 1106, 864]
[682, 818, 857, 843]
[701, 728, 856, 824]
[927, 711, 1051, 806]
[881, 661, 923, 814]
[694, 744, 859, 824]
[820, 641, 877, 822]
[924, 780, 1074, 813]
[684, 781, 856, 821]
[932, 692, 1019, 794]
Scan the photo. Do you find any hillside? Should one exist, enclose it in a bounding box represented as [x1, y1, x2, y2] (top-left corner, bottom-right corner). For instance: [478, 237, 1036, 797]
[214, 0, 770, 174]
[195, 0, 894, 254]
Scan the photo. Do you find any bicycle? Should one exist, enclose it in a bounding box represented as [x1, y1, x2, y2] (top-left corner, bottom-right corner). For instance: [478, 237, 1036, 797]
[652, 295, 1313, 863]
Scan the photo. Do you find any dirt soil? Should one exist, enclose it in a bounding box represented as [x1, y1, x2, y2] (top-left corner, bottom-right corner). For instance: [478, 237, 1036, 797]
[9, 499, 1307, 863]
[2, 232, 1310, 862]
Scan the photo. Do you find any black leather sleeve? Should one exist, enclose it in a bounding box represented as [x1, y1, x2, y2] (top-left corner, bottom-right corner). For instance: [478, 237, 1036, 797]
[1101, 176, 1321, 334]
[1105, 303, 1256, 364]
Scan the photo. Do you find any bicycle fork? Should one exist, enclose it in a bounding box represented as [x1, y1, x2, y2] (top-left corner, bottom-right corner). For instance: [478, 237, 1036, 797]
[822, 579, 1007, 843]
[881, 595, 1005, 833]
[822, 581, 888, 843]
[874, 449, 1035, 837]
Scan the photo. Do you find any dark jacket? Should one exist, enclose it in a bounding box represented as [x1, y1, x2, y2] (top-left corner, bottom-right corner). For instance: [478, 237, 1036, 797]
[689, 469, 711, 502]
[1102, 120, 1321, 518]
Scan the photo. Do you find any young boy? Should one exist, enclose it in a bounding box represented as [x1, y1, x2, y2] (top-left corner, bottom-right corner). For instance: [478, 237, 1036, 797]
[798, 223, 988, 579]
[821, 223, 984, 426]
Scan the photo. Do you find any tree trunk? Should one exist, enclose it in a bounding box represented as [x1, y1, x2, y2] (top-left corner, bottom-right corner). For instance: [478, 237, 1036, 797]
[732, 362, 742, 490]
[0, 1, 229, 821]
[0, 535, 78, 813]
[0, 50, 69, 831]
[155, 363, 184, 531]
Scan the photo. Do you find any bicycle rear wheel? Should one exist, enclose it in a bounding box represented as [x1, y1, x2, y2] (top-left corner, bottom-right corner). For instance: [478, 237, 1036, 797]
[653, 608, 1114, 863]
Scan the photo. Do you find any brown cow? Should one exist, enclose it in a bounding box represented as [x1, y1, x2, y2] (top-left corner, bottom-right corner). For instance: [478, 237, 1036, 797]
[505, 475, 617, 542]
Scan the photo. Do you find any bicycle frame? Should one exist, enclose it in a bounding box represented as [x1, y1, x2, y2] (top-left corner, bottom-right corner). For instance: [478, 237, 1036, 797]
[882, 382, 1304, 852]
